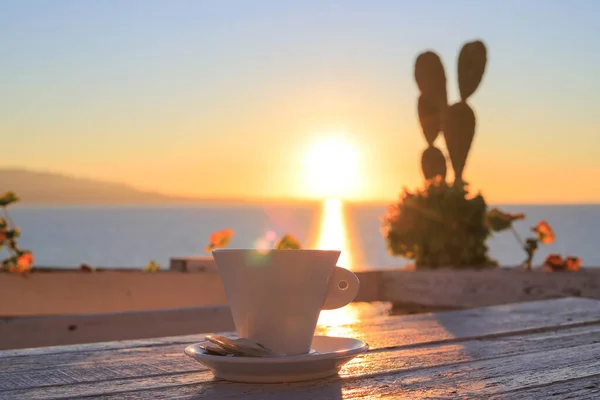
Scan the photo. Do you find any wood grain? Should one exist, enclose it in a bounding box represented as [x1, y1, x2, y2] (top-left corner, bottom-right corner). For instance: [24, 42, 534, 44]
[489, 375, 600, 399]
[2, 323, 598, 392]
[0, 305, 235, 350]
[1, 298, 598, 399]
[22, 338, 597, 400]
[2, 297, 597, 359]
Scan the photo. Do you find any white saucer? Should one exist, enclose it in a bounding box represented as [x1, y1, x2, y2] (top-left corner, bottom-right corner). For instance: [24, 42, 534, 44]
[184, 335, 368, 383]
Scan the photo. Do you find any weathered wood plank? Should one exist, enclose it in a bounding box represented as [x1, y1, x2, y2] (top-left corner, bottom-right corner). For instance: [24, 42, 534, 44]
[318, 297, 600, 351]
[2, 315, 598, 379]
[1, 321, 596, 390]
[0, 302, 389, 350]
[339, 378, 600, 400]
[340, 378, 600, 400]
[2, 323, 599, 398]
[2, 297, 597, 359]
[490, 374, 600, 399]
[0, 305, 235, 350]
[1, 299, 598, 399]
[0, 299, 600, 371]
[1, 297, 598, 368]
[0, 333, 211, 359]
[11, 338, 597, 400]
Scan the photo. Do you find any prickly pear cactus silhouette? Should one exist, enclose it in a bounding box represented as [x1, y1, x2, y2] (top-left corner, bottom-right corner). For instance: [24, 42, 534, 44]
[414, 40, 487, 182]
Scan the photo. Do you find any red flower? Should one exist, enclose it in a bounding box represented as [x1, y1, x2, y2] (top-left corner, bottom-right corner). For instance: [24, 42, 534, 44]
[18, 252, 34, 267]
[8, 252, 34, 275]
[543, 253, 563, 272]
[565, 256, 581, 272]
[532, 220, 555, 245]
[205, 229, 234, 253]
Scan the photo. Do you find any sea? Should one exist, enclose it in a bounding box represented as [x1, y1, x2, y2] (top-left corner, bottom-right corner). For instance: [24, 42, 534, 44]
[7, 202, 600, 270]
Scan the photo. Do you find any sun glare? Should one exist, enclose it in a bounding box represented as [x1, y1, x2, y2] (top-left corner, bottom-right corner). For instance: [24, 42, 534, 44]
[302, 133, 362, 199]
[314, 197, 353, 269]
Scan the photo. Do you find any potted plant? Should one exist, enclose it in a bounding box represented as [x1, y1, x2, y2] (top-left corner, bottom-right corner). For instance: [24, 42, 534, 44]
[380, 40, 573, 270]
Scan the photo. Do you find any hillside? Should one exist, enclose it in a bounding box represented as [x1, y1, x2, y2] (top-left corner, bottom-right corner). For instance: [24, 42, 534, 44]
[0, 169, 184, 204]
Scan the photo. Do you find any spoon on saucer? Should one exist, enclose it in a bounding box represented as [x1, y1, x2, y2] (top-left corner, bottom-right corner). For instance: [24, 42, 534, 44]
[202, 335, 283, 358]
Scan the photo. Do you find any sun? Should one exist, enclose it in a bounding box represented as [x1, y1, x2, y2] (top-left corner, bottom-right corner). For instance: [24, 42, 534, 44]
[301, 133, 362, 199]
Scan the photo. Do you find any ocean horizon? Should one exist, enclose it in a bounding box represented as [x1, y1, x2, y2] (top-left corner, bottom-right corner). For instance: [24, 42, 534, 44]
[8, 201, 600, 270]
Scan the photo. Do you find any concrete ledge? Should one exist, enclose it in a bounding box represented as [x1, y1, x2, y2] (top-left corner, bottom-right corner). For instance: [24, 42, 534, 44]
[2, 267, 599, 317]
[0, 271, 228, 317]
[379, 268, 600, 308]
[167, 257, 600, 307]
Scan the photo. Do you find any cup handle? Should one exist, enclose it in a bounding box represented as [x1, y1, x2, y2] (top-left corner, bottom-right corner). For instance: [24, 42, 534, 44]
[321, 266, 360, 310]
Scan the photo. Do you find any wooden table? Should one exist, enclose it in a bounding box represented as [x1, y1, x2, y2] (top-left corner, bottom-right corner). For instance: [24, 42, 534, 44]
[1, 298, 599, 399]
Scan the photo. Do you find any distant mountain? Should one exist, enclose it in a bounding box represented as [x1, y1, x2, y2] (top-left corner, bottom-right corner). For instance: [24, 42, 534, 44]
[0, 168, 190, 204]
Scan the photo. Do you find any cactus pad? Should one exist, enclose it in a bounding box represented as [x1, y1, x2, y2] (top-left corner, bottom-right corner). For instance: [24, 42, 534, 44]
[418, 93, 445, 145]
[443, 102, 475, 181]
[458, 41, 487, 101]
[421, 146, 447, 180]
[414, 51, 447, 100]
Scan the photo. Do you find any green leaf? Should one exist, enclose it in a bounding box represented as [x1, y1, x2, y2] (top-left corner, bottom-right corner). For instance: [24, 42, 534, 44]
[0, 192, 19, 207]
[5, 228, 21, 240]
[2, 256, 17, 267]
[525, 238, 538, 252]
[486, 208, 525, 232]
[382, 179, 498, 268]
[274, 234, 302, 250]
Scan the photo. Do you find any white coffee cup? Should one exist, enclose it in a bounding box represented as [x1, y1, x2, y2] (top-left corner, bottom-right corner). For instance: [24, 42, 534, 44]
[212, 249, 360, 356]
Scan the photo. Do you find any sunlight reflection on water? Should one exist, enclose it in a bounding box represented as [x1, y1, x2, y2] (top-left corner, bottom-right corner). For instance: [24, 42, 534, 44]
[312, 197, 353, 269]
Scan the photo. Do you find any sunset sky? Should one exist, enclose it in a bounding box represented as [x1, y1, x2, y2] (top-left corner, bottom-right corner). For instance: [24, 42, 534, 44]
[1, 0, 599, 203]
